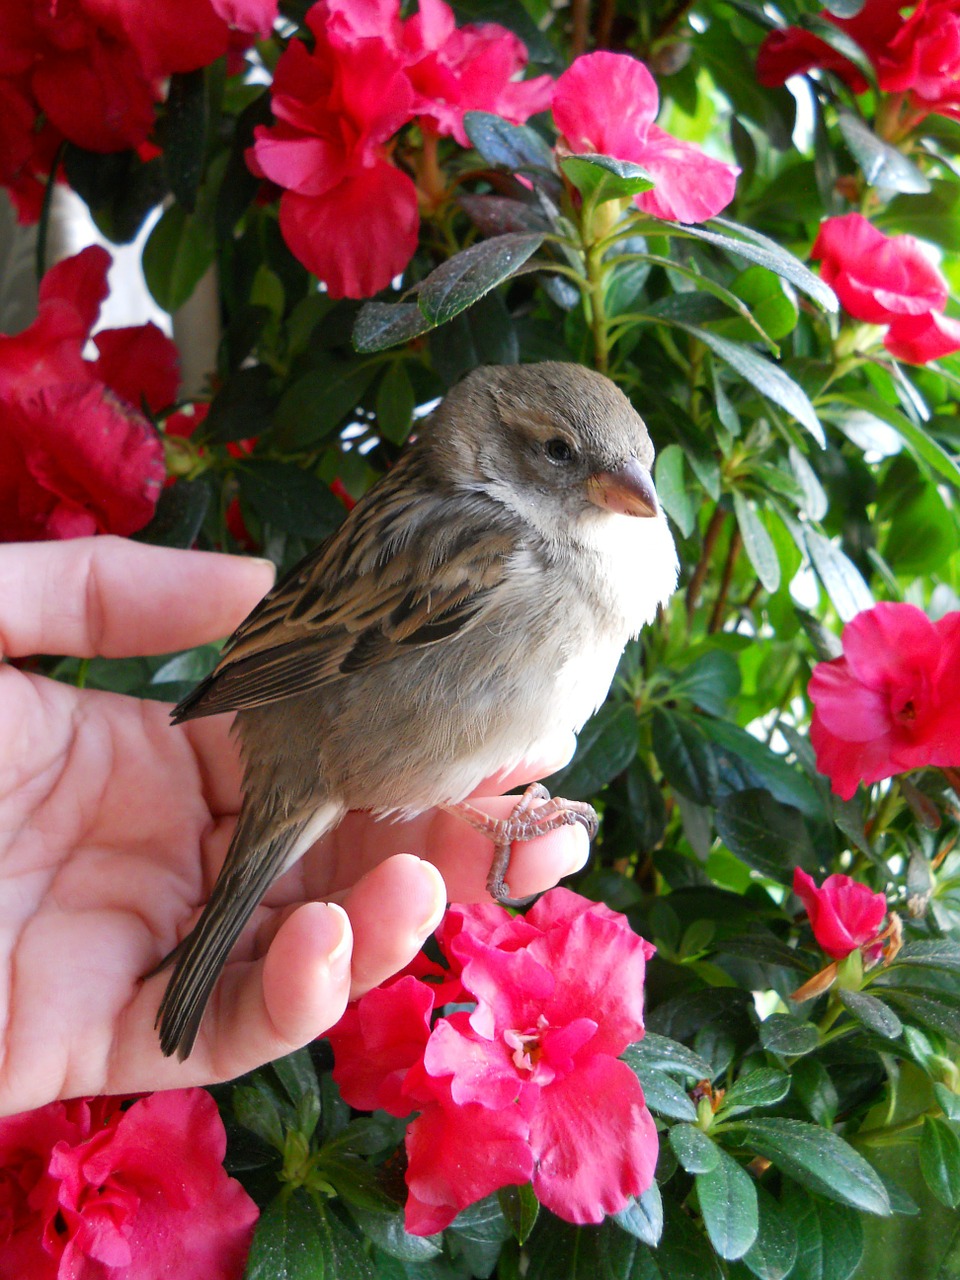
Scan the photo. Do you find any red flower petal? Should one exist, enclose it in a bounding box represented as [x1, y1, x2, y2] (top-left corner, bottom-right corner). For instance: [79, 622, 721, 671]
[885, 310, 960, 363]
[793, 869, 886, 960]
[93, 322, 180, 415]
[634, 126, 738, 222]
[278, 163, 419, 298]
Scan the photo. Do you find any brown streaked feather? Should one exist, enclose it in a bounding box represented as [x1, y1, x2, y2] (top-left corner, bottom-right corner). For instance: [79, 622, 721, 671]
[172, 450, 519, 723]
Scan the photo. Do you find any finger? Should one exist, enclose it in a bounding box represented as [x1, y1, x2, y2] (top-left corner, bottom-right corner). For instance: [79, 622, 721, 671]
[314, 801, 590, 903]
[0, 536, 275, 659]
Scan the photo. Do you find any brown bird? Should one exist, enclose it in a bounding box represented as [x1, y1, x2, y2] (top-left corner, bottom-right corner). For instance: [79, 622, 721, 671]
[155, 362, 677, 1059]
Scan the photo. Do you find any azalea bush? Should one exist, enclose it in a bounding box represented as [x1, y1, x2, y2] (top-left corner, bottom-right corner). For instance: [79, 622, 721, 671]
[6, 0, 960, 1276]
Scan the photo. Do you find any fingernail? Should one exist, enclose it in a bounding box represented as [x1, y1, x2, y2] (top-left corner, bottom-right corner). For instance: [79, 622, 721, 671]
[415, 860, 448, 938]
[561, 827, 591, 877]
[324, 902, 352, 969]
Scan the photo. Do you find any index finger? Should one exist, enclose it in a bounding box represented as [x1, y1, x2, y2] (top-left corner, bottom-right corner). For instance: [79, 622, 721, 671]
[0, 537, 275, 659]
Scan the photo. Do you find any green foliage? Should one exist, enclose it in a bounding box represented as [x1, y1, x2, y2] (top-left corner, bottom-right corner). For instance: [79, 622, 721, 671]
[53, 0, 960, 1274]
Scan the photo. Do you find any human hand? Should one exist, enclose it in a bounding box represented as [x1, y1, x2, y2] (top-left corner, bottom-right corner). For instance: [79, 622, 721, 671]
[0, 537, 587, 1115]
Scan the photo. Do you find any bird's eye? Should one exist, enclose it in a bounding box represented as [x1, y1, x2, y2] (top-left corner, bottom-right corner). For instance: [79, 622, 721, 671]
[545, 438, 574, 463]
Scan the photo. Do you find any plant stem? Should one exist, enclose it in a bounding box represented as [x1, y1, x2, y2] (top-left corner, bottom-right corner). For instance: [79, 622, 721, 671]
[708, 526, 742, 633]
[686, 505, 727, 622]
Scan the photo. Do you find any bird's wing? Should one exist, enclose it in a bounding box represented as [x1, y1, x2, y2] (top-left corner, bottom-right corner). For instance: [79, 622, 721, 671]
[172, 454, 518, 721]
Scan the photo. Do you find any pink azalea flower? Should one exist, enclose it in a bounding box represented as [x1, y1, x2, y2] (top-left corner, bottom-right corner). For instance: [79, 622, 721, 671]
[811, 214, 947, 324]
[808, 602, 960, 798]
[0, 246, 174, 542]
[248, 9, 419, 298]
[793, 869, 887, 960]
[328, 888, 659, 1235]
[0, 1090, 258, 1279]
[885, 309, 960, 363]
[552, 51, 738, 223]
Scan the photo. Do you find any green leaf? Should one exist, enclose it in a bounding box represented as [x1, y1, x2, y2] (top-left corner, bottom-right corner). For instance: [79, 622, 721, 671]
[233, 1080, 285, 1151]
[672, 650, 741, 717]
[245, 1192, 374, 1280]
[545, 702, 637, 800]
[613, 1184, 663, 1247]
[627, 1063, 698, 1121]
[732, 492, 781, 592]
[688, 218, 838, 312]
[417, 233, 544, 325]
[625, 756, 668, 851]
[463, 111, 557, 173]
[353, 301, 432, 353]
[238, 462, 346, 539]
[742, 1185, 798, 1280]
[273, 358, 378, 450]
[697, 718, 821, 816]
[882, 481, 958, 576]
[759, 1015, 820, 1058]
[160, 69, 207, 212]
[63, 145, 168, 243]
[561, 153, 655, 204]
[652, 708, 717, 805]
[670, 1124, 720, 1173]
[376, 362, 416, 445]
[498, 1184, 539, 1244]
[720, 1069, 792, 1118]
[697, 1147, 759, 1260]
[271, 1047, 320, 1111]
[826, 389, 960, 490]
[684, 326, 825, 445]
[803, 528, 874, 621]
[838, 989, 903, 1039]
[879, 988, 960, 1042]
[202, 365, 277, 444]
[348, 1207, 441, 1261]
[710, 266, 800, 345]
[143, 201, 215, 312]
[894, 939, 960, 974]
[782, 1181, 864, 1280]
[655, 444, 695, 537]
[881, 179, 960, 251]
[718, 932, 814, 974]
[730, 1118, 891, 1215]
[920, 1117, 960, 1208]
[838, 111, 931, 194]
[625, 1032, 713, 1079]
[715, 789, 814, 883]
[134, 477, 210, 549]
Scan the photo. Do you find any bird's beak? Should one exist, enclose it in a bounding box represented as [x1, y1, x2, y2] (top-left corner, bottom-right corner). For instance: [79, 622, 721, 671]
[586, 458, 659, 517]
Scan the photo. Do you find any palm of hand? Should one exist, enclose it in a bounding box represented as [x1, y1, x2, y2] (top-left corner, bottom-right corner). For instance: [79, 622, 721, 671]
[0, 539, 584, 1115]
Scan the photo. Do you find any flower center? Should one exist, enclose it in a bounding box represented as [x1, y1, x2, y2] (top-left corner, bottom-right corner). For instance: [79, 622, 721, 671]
[503, 1016, 548, 1073]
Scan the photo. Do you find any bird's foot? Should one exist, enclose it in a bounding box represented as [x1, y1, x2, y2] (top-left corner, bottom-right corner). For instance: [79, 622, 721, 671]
[448, 783, 599, 907]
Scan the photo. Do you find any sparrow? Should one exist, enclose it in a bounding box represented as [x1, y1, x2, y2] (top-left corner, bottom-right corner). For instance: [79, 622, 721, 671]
[155, 361, 678, 1059]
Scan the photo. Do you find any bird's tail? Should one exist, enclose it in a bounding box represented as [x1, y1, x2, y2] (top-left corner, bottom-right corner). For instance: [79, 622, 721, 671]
[153, 816, 311, 1061]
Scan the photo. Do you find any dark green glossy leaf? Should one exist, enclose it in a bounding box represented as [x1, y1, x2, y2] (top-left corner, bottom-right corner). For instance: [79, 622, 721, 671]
[782, 1182, 864, 1280]
[353, 301, 432, 353]
[625, 756, 668, 851]
[718, 932, 814, 973]
[246, 1192, 374, 1280]
[697, 717, 822, 816]
[730, 1119, 891, 1215]
[715, 789, 815, 883]
[839, 989, 903, 1039]
[376, 362, 416, 445]
[920, 1117, 960, 1208]
[826, 388, 960, 489]
[804, 529, 874, 622]
[684, 326, 825, 445]
[879, 988, 960, 1041]
[733, 492, 781, 592]
[697, 1147, 759, 1259]
[499, 1184, 539, 1245]
[238, 462, 346, 539]
[689, 218, 837, 312]
[464, 111, 557, 172]
[134, 477, 210, 548]
[626, 1062, 698, 1121]
[655, 444, 695, 537]
[63, 145, 168, 243]
[143, 202, 215, 311]
[742, 1185, 798, 1280]
[417, 233, 544, 325]
[625, 1032, 713, 1079]
[273, 359, 378, 449]
[652, 708, 717, 805]
[202, 365, 278, 444]
[161, 69, 207, 212]
[670, 1124, 720, 1173]
[349, 1206, 441, 1261]
[561, 153, 654, 203]
[720, 1069, 792, 1118]
[839, 111, 931, 194]
[894, 939, 960, 973]
[759, 1015, 820, 1058]
[613, 1184, 663, 1247]
[881, 179, 960, 251]
[672, 651, 741, 718]
[545, 702, 637, 800]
